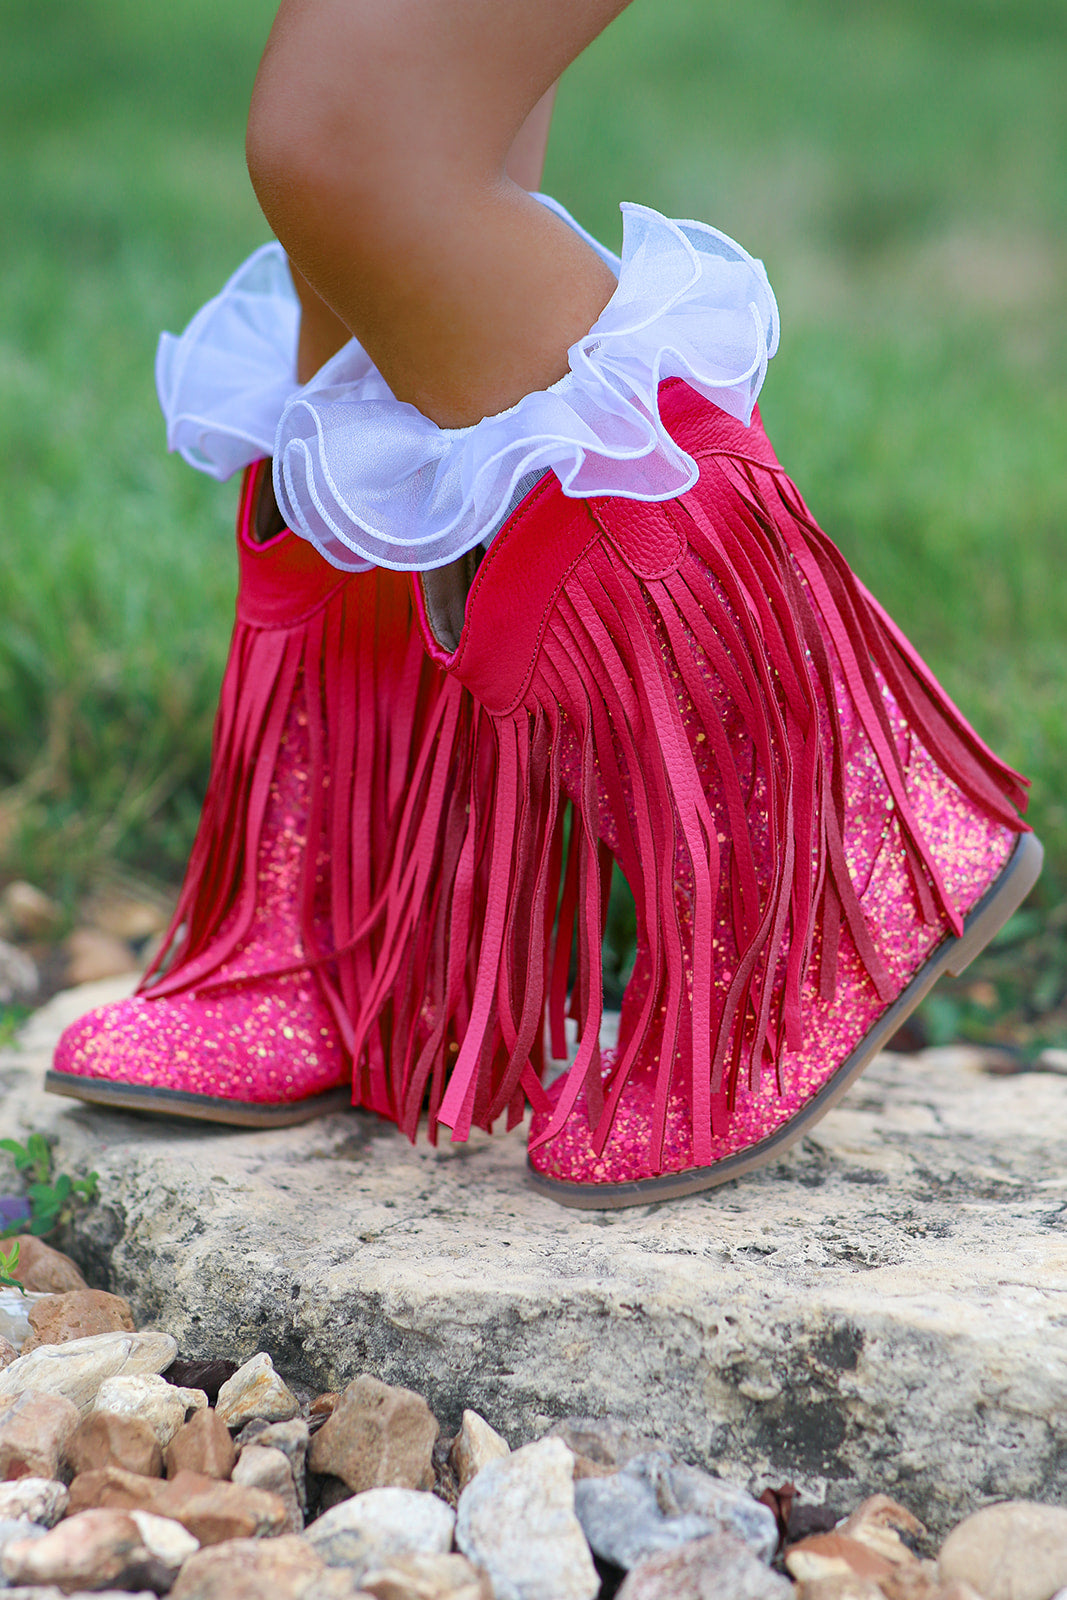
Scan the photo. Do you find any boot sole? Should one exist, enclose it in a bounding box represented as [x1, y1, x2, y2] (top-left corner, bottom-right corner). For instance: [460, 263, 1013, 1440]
[527, 829, 1044, 1210]
[43, 1074, 353, 1128]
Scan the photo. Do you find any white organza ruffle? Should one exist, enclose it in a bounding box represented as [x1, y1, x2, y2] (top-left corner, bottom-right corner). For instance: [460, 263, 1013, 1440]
[155, 243, 303, 482]
[274, 200, 780, 572]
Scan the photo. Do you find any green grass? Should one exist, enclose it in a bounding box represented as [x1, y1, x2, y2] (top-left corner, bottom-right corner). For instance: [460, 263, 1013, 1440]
[1, 0, 1065, 1039]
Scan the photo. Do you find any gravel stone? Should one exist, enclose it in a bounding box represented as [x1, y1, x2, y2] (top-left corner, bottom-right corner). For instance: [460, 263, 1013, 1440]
[0, 1331, 178, 1414]
[308, 1378, 438, 1495]
[449, 1412, 509, 1492]
[168, 1533, 327, 1600]
[616, 1532, 794, 1599]
[232, 1444, 302, 1533]
[455, 1437, 598, 1600]
[574, 1453, 778, 1569]
[939, 1502, 1067, 1600]
[0, 1239, 87, 1296]
[0, 1478, 69, 1527]
[0, 1390, 81, 1481]
[215, 1353, 300, 1430]
[165, 1409, 237, 1481]
[94, 1372, 207, 1447]
[0, 1507, 181, 1594]
[236, 1418, 309, 1512]
[22, 1292, 136, 1354]
[360, 1552, 492, 1600]
[67, 1410, 165, 1479]
[305, 1487, 455, 1578]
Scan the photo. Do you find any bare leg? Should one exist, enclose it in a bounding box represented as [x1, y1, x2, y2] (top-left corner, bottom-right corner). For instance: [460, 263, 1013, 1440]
[247, 0, 630, 427]
[288, 82, 560, 387]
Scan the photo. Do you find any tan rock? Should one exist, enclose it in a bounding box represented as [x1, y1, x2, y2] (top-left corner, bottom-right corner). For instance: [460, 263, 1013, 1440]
[22, 1290, 136, 1353]
[0, 1474, 69, 1525]
[786, 1531, 897, 1583]
[66, 1410, 164, 1479]
[616, 1532, 794, 1599]
[841, 1495, 926, 1566]
[0, 1389, 80, 1479]
[215, 1353, 300, 1430]
[232, 1444, 302, 1533]
[68, 1463, 288, 1547]
[0, 880, 61, 939]
[360, 1552, 493, 1600]
[94, 1371, 207, 1446]
[166, 1408, 237, 1481]
[0, 1336, 17, 1372]
[155, 1469, 289, 1547]
[448, 1411, 510, 1492]
[939, 1502, 1067, 1600]
[169, 1533, 327, 1600]
[309, 1376, 438, 1494]
[2, 1238, 87, 1295]
[64, 928, 140, 985]
[67, 1462, 170, 1515]
[310, 1393, 341, 1418]
[0, 1330, 178, 1413]
[0, 1507, 182, 1593]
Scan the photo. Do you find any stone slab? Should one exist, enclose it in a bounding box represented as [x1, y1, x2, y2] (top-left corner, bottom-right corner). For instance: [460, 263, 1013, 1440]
[2, 978, 1066, 1534]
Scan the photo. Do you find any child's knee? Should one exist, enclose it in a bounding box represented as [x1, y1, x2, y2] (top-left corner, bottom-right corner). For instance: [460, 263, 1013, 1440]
[246, 1, 394, 231]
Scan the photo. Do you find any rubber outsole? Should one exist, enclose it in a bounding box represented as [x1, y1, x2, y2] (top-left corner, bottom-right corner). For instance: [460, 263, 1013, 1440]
[526, 829, 1044, 1210]
[43, 1074, 353, 1128]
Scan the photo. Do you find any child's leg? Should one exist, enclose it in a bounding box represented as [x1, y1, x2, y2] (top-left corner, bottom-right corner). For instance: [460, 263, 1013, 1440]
[246, 0, 629, 426]
[286, 83, 559, 386]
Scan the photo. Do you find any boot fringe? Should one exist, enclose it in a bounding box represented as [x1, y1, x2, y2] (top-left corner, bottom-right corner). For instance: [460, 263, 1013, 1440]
[359, 390, 1028, 1164]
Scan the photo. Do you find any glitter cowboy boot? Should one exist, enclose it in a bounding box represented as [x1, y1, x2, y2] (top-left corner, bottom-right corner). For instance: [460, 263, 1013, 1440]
[47, 463, 434, 1125]
[407, 384, 1038, 1199]
[264, 198, 1040, 1176]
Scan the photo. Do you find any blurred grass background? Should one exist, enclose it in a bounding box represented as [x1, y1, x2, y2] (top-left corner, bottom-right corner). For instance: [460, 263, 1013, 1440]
[1, 0, 1064, 1046]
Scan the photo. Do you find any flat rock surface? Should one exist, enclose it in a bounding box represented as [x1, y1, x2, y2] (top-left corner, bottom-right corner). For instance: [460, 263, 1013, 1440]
[4, 979, 1067, 1534]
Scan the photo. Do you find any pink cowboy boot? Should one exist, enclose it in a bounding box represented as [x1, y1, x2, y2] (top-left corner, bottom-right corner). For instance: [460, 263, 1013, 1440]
[48, 464, 434, 1125]
[266, 199, 1040, 1185]
[48, 245, 441, 1126]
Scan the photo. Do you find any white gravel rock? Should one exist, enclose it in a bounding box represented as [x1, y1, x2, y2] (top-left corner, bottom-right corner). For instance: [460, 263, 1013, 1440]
[0, 1480, 69, 1528]
[215, 1353, 299, 1430]
[0, 1331, 178, 1414]
[456, 1437, 599, 1600]
[305, 1486, 455, 1578]
[128, 1510, 200, 1571]
[93, 1372, 207, 1447]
